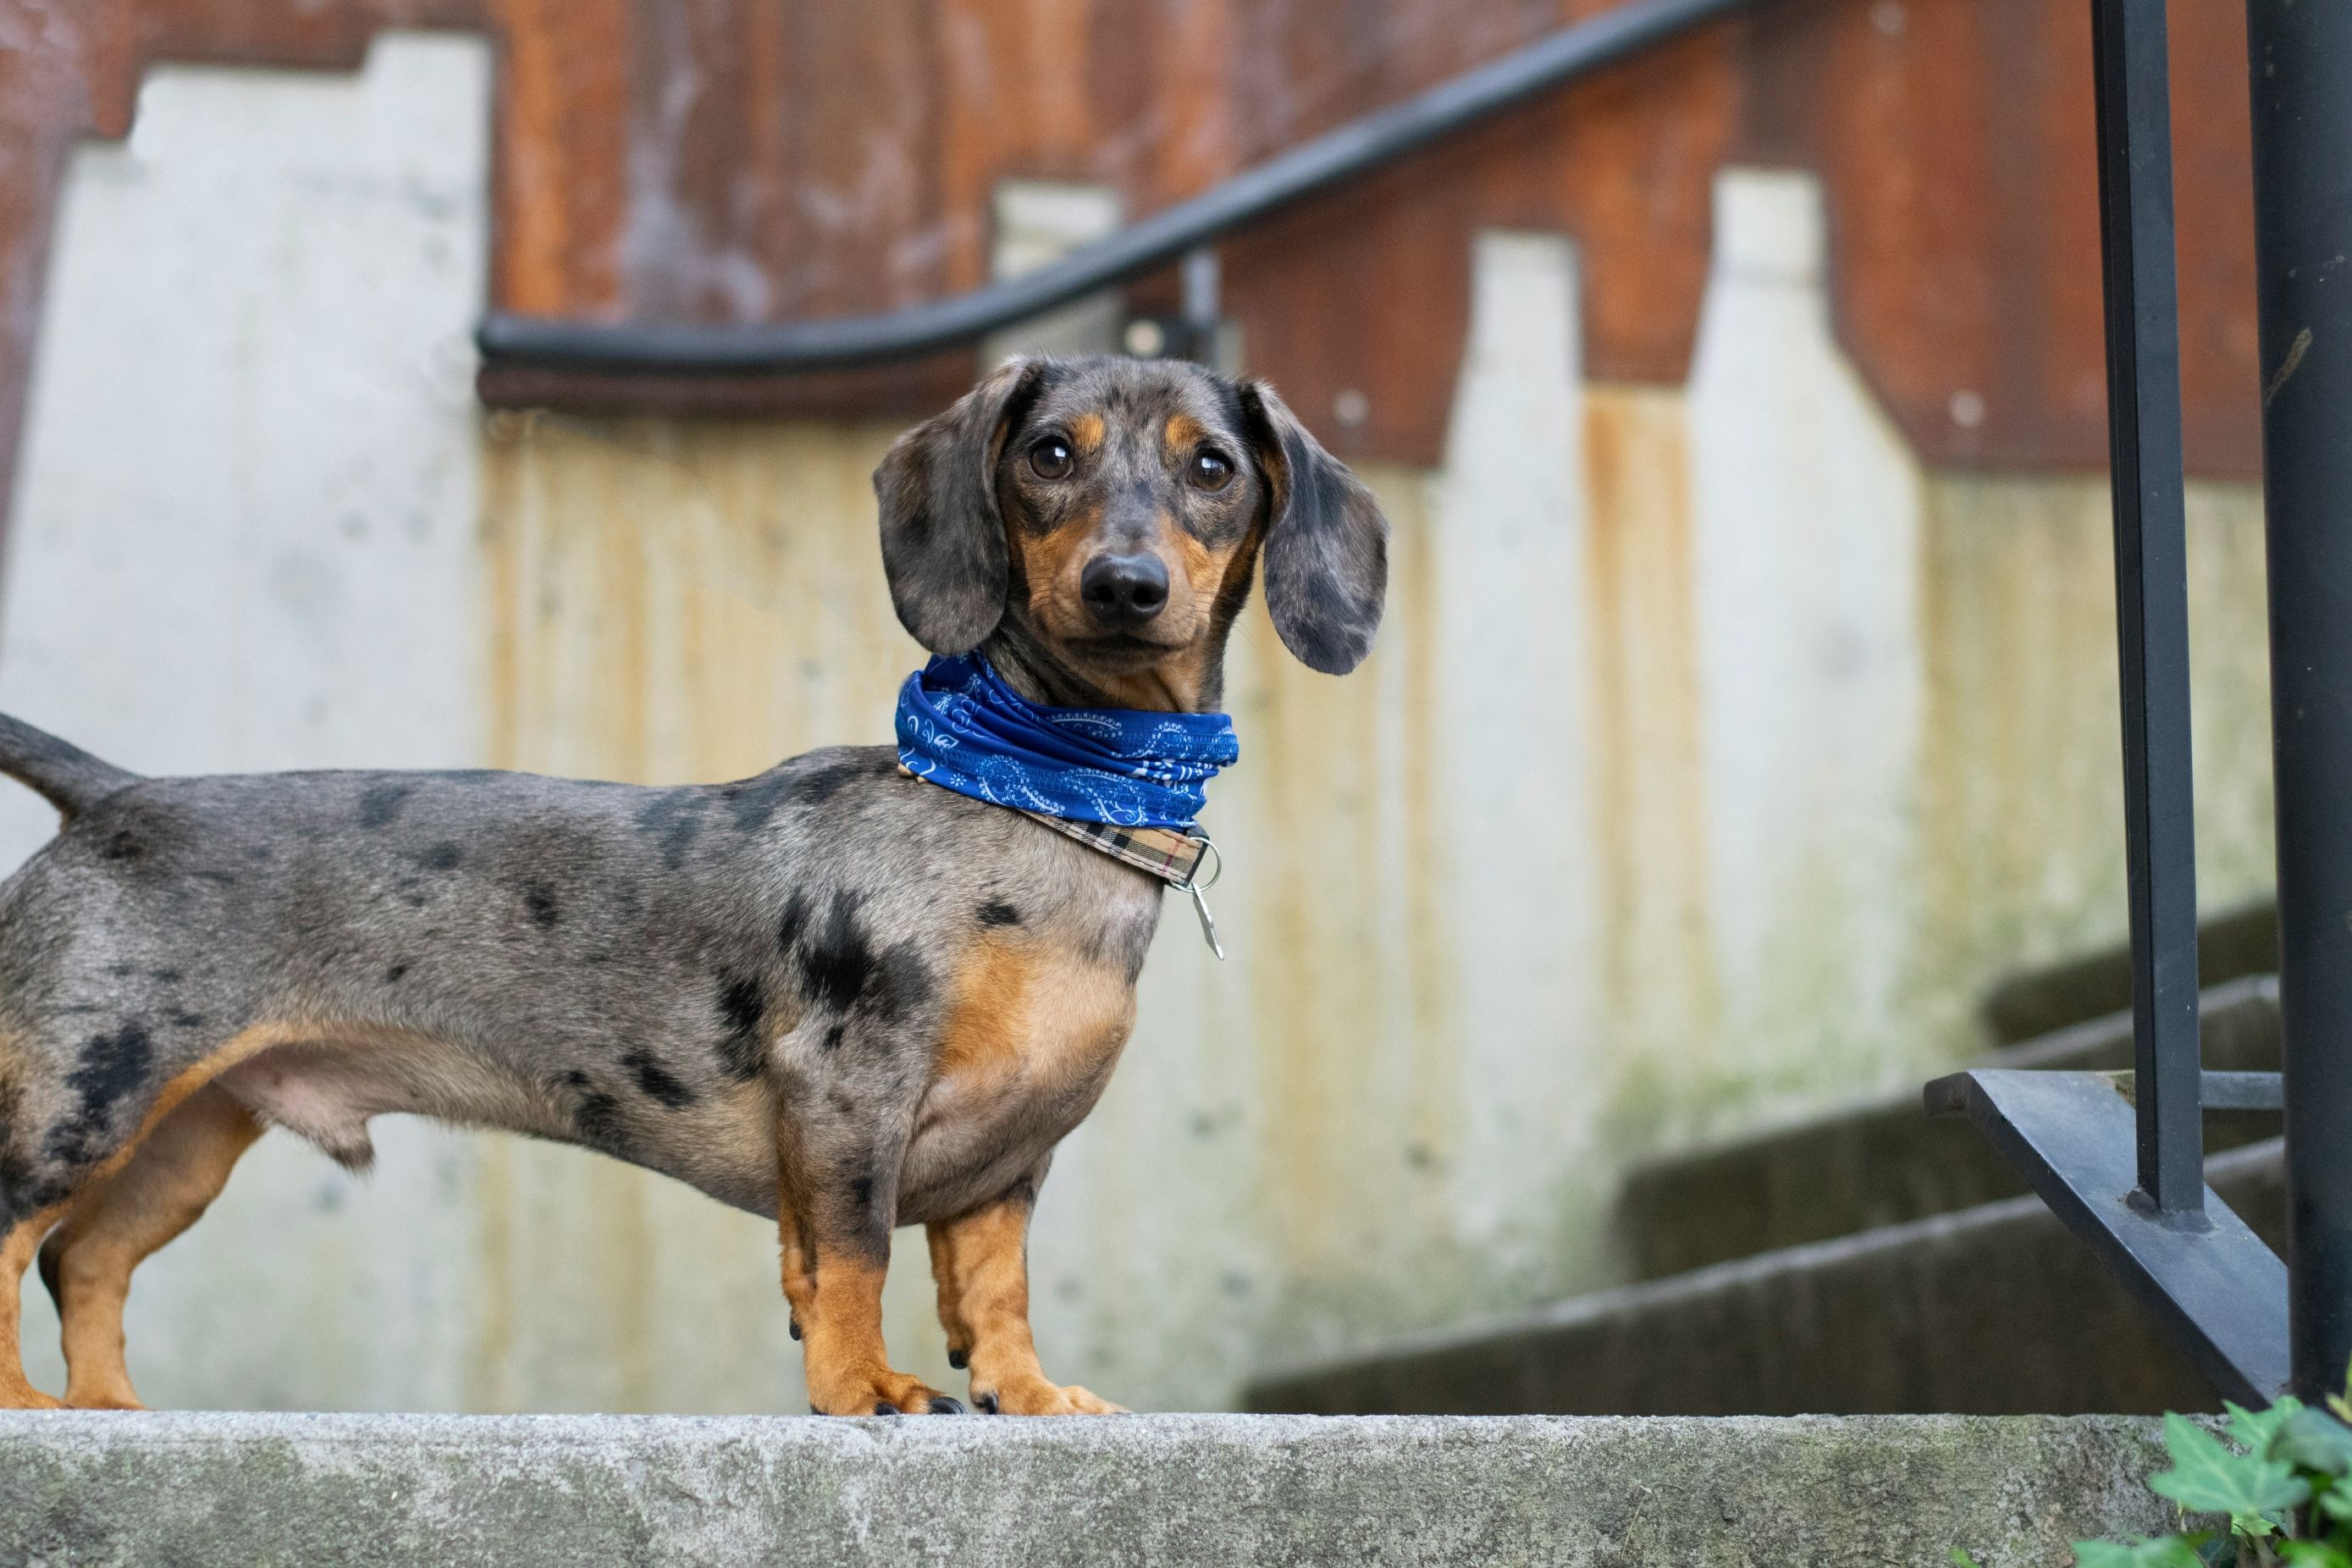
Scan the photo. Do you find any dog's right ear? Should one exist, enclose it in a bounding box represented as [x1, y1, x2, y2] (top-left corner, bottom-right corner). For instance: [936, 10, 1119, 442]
[873, 356, 1047, 656]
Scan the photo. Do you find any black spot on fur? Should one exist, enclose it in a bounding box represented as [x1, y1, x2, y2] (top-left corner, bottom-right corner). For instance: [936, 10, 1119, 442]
[622, 1050, 694, 1110]
[798, 893, 877, 1014]
[169, 1011, 207, 1029]
[721, 772, 798, 833]
[419, 842, 464, 872]
[777, 892, 812, 955]
[828, 1090, 856, 1115]
[101, 831, 141, 862]
[384, 964, 408, 985]
[523, 883, 560, 929]
[848, 1173, 875, 1214]
[978, 900, 1022, 927]
[633, 790, 707, 870]
[821, 1022, 847, 1052]
[151, 968, 182, 983]
[715, 974, 769, 1080]
[190, 869, 238, 887]
[46, 1022, 154, 1167]
[789, 757, 876, 809]
[868, 947, 934, 1024]
[566, 1073, 624, 1146]
[357, 781, 416, 828]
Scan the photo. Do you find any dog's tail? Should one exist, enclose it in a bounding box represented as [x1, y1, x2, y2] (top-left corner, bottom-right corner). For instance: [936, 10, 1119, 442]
[0, 713, 139, 820]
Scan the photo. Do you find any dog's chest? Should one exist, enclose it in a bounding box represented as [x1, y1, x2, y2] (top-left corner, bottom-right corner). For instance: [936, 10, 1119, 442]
[893, 927, 1141, 1218]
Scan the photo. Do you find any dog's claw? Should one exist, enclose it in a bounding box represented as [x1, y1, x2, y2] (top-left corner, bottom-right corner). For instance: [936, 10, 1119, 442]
[947, 1349, 967, 1370]
[927, 1395, 966, 1415]
[973, 1390, 999, 1414]
[789, 1320, 802, 1341]
[873, 1401, 900, 1416]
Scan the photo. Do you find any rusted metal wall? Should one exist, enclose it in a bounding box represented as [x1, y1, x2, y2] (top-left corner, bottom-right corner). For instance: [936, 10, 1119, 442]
[0, 0, 2264, 538]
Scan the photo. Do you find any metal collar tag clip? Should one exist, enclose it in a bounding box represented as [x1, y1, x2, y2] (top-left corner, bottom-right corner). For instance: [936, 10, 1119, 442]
[1179, 834, 1225, 960]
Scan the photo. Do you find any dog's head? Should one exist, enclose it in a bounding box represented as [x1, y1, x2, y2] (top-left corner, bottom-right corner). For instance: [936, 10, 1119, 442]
[873, 355, 1388, 710]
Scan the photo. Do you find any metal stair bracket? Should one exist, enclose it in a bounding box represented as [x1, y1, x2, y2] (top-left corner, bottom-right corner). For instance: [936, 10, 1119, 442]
[1926, 1069, 2288, 1405]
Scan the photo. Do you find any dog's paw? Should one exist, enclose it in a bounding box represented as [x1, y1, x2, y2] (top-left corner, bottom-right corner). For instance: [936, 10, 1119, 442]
[63, 1389, 145, 1411]
[970, 1376, 1126, 1416]
[0, 1383, 66, 1411]
[808, 1366, 965, 1417]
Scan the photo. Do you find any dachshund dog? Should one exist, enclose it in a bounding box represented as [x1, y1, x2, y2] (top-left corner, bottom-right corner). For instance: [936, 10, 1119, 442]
[0, 354, 1387, 1416]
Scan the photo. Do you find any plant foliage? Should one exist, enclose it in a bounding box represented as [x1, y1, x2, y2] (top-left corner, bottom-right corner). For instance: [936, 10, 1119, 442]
[1975, 1369, 2352, 1568]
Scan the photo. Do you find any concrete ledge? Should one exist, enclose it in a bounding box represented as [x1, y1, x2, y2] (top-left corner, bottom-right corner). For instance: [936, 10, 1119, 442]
[0, 1410, 2178, 1566]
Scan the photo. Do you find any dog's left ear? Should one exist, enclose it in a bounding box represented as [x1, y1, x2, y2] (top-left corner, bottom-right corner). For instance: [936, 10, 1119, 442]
[1239, 381, 1389, 675]
[873, 356, 1046, 655]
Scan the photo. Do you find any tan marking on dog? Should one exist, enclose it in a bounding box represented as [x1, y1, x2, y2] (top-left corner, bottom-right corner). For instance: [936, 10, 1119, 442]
[0, 1200, 69, 1408]
[780, 1208, 949, 1415]
[1162, 413, 1208, 452]
[42, 1083, 263, 1409]
[1068, 411, 1106, 453]
[927, 1196, 1123, 1415]
[926, 932, 1135, 1118]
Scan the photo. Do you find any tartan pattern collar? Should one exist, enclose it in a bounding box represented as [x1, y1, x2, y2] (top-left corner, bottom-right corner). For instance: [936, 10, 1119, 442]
[895, 764, 1228, 957]
[1011, 809, 1211, 889]
[1013, 808, 1226, 960]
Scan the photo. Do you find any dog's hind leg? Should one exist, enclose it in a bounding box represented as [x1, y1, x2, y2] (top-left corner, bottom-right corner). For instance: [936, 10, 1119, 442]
[0, 1201, 68, 1408]
[37, 1083, 262, 1410]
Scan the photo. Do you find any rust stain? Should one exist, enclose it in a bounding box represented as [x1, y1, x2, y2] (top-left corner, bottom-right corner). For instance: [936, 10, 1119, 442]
[1580, 387, 1721, 1156]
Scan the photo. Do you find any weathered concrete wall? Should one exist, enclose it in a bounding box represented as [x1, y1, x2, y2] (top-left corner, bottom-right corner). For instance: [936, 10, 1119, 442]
[0, 43, 2277, 1416]
[0, 1411, 2190, 1568]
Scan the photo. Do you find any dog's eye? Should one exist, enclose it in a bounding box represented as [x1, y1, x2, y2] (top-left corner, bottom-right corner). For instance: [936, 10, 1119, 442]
[1190, 450, 1234, 492]
[1029, 439, 1074, 480]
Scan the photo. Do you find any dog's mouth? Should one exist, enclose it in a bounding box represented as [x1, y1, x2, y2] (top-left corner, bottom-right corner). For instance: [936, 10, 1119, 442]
[1063, 630, 1189, 671]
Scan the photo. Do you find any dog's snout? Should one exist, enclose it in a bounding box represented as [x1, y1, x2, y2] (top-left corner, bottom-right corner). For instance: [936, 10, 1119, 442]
[1079, 552, 1169, 627]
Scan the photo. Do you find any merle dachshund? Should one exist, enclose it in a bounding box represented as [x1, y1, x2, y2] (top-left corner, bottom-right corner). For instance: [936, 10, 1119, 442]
[0, 354, 1387, 1416]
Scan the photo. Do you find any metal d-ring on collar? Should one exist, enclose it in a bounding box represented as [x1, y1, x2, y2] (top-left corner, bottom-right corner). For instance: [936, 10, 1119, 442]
[1177, 831, 1225, 961]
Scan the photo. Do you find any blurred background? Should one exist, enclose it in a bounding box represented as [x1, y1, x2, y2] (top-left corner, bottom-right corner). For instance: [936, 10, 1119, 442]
[0, 0, 2277, 1414]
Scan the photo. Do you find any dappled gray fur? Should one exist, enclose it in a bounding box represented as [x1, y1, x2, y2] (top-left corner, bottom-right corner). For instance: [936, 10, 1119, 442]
[0, 749, 1157, 1251]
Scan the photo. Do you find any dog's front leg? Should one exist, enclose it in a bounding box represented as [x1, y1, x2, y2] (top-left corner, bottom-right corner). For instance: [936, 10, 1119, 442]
[926, 1181, 1123, 1416]
[776, 1135, 962, 1416]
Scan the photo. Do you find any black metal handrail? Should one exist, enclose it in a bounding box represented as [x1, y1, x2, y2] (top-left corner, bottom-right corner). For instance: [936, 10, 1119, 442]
[1933, 0, 2351, 1409]
[475, 0, 1757, 375]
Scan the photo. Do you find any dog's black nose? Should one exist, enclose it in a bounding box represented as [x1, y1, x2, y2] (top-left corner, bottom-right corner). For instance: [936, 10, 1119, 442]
[1079, 552, 1168, 627]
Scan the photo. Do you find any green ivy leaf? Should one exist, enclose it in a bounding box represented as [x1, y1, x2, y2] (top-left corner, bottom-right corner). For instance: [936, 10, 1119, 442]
[2230, 1396, 2307, 1455]
[2275, 1408, 2352, 1478]
[2070, 1536, 2211, 1568]
[2281, 1542, 2352, 1568]
[2149, 1412, 2310, 1534]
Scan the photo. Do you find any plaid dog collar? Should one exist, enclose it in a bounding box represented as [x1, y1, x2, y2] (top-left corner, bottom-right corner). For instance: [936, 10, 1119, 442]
[1016, 810, 1227, 961]
[895, 765, 1227, 958]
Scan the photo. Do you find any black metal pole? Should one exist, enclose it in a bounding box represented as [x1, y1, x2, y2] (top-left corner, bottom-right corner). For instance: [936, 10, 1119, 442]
[2246, 0, 2352, 1402]
[2090, 0, 2205, 1216]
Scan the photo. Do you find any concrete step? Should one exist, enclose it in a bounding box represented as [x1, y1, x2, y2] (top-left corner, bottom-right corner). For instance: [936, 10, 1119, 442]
[0, 1409, 2184, 1567]
[1615, 974, 2280, 1280]
[1982, 899, 2277, 1046]
[1246, 1139, 2282, 1418]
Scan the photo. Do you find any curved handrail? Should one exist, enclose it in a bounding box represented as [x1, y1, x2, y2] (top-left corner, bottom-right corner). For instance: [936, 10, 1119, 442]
[476, 0, 1756, 376]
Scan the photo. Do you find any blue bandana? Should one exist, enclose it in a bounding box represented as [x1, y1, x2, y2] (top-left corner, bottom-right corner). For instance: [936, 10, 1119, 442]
[894, 654, 1239, 830]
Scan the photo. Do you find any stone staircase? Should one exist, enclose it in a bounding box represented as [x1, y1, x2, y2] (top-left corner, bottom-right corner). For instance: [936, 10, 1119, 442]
[1249, 903, 2283, 1417]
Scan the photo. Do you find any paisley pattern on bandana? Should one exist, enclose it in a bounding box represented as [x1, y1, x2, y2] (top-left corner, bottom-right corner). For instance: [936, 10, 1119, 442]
[894, 654, 1238, 830]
